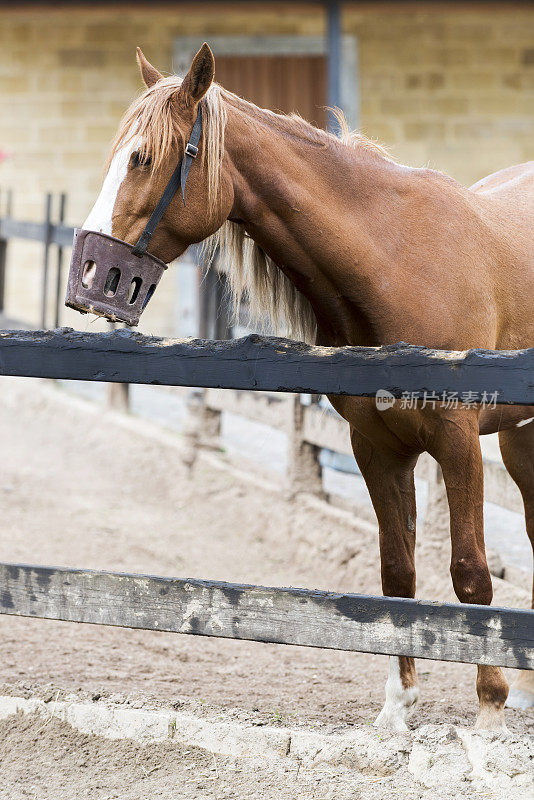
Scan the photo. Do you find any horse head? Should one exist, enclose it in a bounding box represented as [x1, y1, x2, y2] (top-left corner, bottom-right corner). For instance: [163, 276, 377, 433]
[66, 44, 233, 325]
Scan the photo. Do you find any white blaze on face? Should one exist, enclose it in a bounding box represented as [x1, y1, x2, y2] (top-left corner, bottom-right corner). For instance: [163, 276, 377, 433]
[83, 136, 140, 235]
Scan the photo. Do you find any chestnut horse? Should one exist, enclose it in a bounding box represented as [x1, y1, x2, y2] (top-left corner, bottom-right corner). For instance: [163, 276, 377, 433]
[80, 44, 534, 730]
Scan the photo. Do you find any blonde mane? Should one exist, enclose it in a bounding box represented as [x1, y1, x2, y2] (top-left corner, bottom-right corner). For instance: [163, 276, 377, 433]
[110, 77, 389, 343]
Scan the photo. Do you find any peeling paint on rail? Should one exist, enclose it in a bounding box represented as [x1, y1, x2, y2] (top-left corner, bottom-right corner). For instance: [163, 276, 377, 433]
[0, 329, 533, 403]
[0, 563, 532, 669]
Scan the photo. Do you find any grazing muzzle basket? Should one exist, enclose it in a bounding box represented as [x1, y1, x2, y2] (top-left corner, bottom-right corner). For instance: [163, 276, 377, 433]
[65, 228, 167, 326]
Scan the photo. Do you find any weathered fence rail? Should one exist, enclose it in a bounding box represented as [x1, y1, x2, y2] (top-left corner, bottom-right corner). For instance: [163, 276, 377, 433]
[0, 326, 532, 670]
[1, 328, 534, 402]
[1, 563, 532, 669]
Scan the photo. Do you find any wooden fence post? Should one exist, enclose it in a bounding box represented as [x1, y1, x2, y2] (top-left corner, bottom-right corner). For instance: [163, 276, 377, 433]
[0, 188, 11, 315]
[287, 394, 324, 499]
[40, 193, 52, 329]
[214, 271, 232, 340]
[0, 195, 9, 314]
[422, 458, 450, 549]
[200, 399, 222, 443]
[106, 380, 130, 412]
[180, 388, 210, 470]
[105, 322, 130, 411]
[193, 266, 232, 455]
[199, 266, 232, 340]
[54, 193, 67, 328]
[0, 235, 5, 315]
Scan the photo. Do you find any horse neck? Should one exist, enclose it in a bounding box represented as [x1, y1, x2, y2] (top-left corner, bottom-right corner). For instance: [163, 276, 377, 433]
[221, 98, 408, 346]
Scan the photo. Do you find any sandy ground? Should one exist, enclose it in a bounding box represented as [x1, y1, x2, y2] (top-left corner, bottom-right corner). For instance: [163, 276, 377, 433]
[63, 377, 534, 573]
[0, 376, 532, 798]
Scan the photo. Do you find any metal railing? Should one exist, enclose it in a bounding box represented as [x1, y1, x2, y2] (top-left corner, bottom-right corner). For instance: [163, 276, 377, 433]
[0, 189, 73, 328]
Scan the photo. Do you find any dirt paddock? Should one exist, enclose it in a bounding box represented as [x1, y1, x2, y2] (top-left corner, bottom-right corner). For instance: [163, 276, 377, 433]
[0, 377, 532, 798]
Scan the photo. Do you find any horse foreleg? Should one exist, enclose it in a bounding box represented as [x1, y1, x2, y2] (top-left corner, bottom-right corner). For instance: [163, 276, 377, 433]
[350, 430, 419, 731]
[499, 424, 534, 710]
[430, 414, 509, 730]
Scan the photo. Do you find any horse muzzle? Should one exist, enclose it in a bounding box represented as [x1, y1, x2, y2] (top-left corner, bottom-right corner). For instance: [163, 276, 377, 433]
[65, 228, 168, 327]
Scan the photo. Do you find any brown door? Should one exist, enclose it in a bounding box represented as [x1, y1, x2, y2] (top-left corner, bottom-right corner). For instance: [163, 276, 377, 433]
[214, 54, 327, 129]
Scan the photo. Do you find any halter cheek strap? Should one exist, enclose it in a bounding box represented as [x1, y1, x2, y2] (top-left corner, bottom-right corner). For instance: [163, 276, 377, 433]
[131, 100, 205, 258]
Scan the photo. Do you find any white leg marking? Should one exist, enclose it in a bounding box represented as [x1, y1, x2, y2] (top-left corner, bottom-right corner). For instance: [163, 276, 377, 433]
[374, 657, 419, 732]
[506, 670, 534, 710]
[83, 136, 140, 235]
[516, 417, 534, 428]
[475, 705, 508, 731]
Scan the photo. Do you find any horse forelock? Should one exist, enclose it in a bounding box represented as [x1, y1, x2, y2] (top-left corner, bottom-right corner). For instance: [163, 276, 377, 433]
[107, 77, 226, 216]
[108, 77, 388, 344]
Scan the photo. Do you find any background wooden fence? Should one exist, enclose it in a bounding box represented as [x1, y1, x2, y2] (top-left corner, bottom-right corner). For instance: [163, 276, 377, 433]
[0, 189, 71, 328]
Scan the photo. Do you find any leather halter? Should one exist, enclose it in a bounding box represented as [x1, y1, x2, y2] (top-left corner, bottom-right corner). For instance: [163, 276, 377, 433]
[131, 99, 205, 257]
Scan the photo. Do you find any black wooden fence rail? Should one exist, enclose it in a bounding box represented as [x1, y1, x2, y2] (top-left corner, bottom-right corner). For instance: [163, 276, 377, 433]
[0, 328, 534, 404]
[0, 326, 532, 669]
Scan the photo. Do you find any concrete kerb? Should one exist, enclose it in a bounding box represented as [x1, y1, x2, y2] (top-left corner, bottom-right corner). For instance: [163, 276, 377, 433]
[0, 695, 532, 795]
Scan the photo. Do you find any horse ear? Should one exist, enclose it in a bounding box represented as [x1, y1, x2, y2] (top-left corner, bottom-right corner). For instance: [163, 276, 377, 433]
[136, 47, 163, 88]
[180, 43, 215, 104]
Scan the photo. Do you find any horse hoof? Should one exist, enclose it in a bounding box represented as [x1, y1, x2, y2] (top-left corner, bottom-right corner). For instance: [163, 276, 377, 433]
[474, 707, 508, 732]
[506, 688, 534, 710]
[373, 710, 409, 733]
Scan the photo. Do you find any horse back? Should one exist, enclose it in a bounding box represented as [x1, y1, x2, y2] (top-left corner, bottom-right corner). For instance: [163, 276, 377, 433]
[470, 161, 534, 205]
[467, 162, 533, 350]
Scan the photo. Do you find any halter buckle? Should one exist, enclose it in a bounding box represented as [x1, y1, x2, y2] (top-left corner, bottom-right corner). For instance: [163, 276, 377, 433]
[185, 142, 198, 158]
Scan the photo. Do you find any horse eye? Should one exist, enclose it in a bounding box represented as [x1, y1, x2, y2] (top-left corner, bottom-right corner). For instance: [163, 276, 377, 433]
[131, 151, 151, 169]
